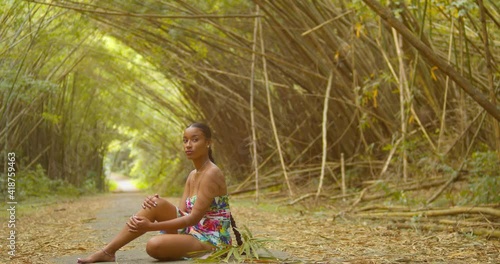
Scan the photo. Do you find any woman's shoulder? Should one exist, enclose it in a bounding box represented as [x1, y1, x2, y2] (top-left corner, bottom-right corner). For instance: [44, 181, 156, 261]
[206, 164, 223, 176]
[185, 170, 197, 183]
[201, 165, 225, 184]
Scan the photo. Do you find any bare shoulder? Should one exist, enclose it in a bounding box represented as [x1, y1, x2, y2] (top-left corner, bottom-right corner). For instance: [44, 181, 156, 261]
[204, 165, 224, 181]
[201, 165, 226, 190]
[186, 170, 196, 183]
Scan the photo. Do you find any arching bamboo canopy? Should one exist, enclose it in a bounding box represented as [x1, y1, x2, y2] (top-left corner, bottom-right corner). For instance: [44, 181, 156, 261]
[1, 0, 498, 197]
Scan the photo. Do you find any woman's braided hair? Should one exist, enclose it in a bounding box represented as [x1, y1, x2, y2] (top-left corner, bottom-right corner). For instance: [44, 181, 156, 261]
[187, 123, 243, 246]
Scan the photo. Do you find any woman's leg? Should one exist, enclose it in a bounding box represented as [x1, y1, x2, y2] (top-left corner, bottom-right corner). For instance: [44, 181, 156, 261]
[77, 196, 178, 263]
[146, 234, 214, 260]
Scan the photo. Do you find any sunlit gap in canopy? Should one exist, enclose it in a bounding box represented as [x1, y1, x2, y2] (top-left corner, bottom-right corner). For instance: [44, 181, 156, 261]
[100, 35, 191, 194]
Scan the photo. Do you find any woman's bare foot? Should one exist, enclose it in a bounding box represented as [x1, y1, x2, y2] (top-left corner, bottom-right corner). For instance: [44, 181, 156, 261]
[77, 249, 115, 263]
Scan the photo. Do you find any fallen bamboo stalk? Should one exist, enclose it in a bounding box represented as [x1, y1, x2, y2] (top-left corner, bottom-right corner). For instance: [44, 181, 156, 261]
[230, 182, 281, 196]
[436, 219, 500, 228]
[361, 179, 448, 202]
[396, 216, 500, 228]
[356, 206, 500, 218]
[327, 177, 449, 212]
[348, 179, 448, 208]
[388, 223, 500, 239]
[355, 203, 500, 215]
[330, 193, 357, 201]
[288, 193, 330, 205]
[348, 187, 368, 211]
[355, 204, 413, 213]
[361, 175, 447, 187]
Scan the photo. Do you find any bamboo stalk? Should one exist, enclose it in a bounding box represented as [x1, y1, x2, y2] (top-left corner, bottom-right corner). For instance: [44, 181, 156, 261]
[443, 110, 485, 156]
[234, 118, 311, 193]
[477, 0, 500, 161]
[392, 28, 408, 183]
[341, 152, 346, 198]
[249, 5, 260, 202]
[438, 17, 454, 152]
[259, 14, 293, 198]
[301, 10, 353, 36]
[316, 70, 334, 200]
[379, 137, 402, 178]
[458, 17, 468, 151]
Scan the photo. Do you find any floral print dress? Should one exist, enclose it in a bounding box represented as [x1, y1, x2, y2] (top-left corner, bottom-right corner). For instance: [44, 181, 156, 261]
[178, 195, 232, 248]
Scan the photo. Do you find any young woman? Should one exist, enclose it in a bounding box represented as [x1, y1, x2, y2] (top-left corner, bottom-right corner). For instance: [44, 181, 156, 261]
[77, 123, 241, 263]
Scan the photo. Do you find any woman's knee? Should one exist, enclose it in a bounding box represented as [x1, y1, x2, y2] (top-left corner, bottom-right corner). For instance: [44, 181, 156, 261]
[146, 236, 179, 260]
[146, 236, 161, 259]
[148, 197, 174, 210]
[143, 197, 175, 213]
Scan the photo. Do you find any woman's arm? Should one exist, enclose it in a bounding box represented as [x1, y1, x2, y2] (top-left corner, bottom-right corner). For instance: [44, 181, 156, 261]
[187, 167, 226, 221]
[129, 168, 224, 232]
[178, 172, 193, 212]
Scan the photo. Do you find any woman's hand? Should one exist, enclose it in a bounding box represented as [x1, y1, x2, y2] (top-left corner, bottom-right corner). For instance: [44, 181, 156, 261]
[127, 215, 152, 232]
[142, 194, 159, 209]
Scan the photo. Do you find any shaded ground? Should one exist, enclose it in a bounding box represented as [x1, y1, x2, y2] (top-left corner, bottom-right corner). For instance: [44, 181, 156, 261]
[1, 192, 499, 263]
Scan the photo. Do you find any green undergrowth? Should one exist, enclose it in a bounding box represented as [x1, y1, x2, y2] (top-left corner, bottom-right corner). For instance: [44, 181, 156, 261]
[0, 164, 98, 201]
[0, 164, 125, 203]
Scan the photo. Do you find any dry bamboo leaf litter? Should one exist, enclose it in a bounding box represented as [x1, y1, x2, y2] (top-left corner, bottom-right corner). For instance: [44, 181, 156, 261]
[231, 196, 500, 263]
[1, 195, 108, 264]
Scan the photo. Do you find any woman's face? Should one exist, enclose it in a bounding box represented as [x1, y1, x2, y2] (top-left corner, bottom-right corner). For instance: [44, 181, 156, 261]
[183, 127, 210, 160]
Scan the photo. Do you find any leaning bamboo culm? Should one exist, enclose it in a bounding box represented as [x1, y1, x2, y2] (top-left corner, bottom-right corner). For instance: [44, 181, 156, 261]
[316, 71, 334, 200]
[259, 12, 294, 198]
[249, 5, 260, 202]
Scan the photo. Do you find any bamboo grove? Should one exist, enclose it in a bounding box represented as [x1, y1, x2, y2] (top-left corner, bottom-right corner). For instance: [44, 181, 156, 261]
[1, 0, 498, 204]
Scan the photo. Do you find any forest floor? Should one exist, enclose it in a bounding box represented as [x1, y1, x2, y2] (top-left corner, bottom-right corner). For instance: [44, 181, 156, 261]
[1, 191, 499, 264]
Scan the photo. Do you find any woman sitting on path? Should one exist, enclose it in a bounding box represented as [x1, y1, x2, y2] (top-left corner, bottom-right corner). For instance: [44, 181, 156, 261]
[78, 123, 242, 263]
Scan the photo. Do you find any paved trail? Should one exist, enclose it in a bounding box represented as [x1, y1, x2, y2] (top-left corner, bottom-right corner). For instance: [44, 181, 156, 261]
[51, 192, 189, 264]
